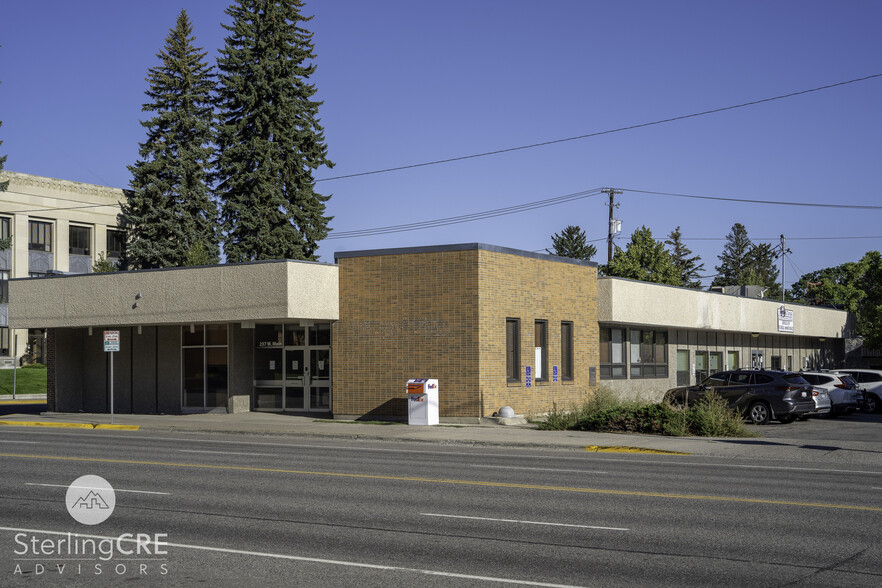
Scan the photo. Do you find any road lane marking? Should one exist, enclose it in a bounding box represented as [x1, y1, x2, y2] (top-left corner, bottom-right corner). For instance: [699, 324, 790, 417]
[0, 526, 582, 587]
[0, 420, 139, 430]
[2, 452, 881, 512]
[25, 482, 170, 495]
[3, 429, 882, 476]
[476, 465, 608, 474]
[179, 449, 276, 457]
[421, 513, 628, 531]
[0, 440, 46, 444]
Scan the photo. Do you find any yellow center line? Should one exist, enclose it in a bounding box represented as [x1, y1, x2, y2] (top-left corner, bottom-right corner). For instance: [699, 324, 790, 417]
[2, 452, 880, 513]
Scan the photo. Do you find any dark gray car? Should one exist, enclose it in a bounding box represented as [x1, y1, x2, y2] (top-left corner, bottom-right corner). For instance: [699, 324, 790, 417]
[664, 369, 816, 425]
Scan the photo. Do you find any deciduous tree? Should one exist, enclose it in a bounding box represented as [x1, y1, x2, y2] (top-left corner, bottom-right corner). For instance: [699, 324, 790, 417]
[603, 226, 681, 285]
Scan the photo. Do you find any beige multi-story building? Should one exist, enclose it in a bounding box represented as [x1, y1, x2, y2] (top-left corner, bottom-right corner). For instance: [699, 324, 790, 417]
[0, 172, 127, 366]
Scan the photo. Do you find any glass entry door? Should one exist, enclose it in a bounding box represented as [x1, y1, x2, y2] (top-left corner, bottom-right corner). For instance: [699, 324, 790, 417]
[254, 323, 331, 412]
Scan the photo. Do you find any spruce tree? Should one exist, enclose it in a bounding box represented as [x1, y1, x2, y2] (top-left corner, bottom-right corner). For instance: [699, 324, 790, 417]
[546, 225, 596, 261]
[665, 226, 705, 288]
[215, 0, 334, 262]
[712, 223, 753, 287]
[745, 241, 781, 297]
[124, 10, 218, 269]
[603, 226, 681, 286]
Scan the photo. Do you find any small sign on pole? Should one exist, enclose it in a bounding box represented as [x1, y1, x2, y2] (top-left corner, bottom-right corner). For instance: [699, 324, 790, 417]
[104, 330, 120, 424]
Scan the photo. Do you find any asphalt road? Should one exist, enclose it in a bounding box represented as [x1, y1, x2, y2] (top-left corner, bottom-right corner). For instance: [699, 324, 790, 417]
[1, 426, 880, 587]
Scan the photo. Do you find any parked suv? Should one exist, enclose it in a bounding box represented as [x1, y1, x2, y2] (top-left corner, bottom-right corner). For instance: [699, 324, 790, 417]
[664, 369, 815, 425]
[800, 372, 863, 416]
[833, 369, 882, 413]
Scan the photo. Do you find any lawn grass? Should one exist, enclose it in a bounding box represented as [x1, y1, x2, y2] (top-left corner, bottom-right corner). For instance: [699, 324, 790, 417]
[0, 365, 47, 396]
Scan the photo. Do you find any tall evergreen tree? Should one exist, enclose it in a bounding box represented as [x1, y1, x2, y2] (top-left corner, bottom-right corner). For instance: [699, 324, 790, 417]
[603, 226, 681, 286]
[214, 0, 334, 262]
[123, 10, 218, 269]
[665, 226, 704, 288]
[546, 225, 596, 261]
[745, 242, 781, 298]
[712, 223, 753, 287]
[0, 66, 9, 250]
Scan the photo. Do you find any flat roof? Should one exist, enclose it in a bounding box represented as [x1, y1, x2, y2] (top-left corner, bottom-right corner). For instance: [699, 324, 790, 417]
[334, 242, 598, 268]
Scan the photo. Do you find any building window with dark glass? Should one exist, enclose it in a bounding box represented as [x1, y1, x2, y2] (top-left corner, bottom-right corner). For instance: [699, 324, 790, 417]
[0, 270, 8, 304]
[69, 226, 91, 256]
[28, 221, 52, 252]
[0, 217, 10, 247]
[560, 322, 574, 381]
[629, 329, 668, 378]
[600, 327, 626, 379]
[534, 320, 548, 382]
[506, 318, 520, 382]
[106, 229, 126, 259]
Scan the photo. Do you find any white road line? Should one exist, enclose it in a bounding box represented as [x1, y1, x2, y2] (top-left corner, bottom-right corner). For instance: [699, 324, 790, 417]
[25, 483, 170, 495]
[421, 513, 628, 531]
[476, 465, 608, 474]
[872, 487, 882, 490]
[0, 526, 583, 588]
[178, 449, 276, 457]
[0, 440, 45, 444]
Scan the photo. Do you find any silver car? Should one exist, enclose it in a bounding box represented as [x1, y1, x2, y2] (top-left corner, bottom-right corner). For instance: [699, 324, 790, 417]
[803, 386, 832, 418]
[800, 372, 862, 416]
[833, 369, 882, 413]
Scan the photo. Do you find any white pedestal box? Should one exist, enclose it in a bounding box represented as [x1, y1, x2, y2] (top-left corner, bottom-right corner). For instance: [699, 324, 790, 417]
[406, 378, 439, 425]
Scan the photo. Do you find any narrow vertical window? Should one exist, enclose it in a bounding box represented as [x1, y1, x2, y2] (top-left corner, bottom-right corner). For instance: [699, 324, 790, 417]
[560, 322, 573, 381]
[106, 229, 126, 259]
[506, 318, 520, 382]
[534, 320, 547, 381]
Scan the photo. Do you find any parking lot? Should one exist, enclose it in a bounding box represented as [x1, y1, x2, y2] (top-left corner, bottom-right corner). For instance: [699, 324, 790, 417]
[748, 410, 882, 443]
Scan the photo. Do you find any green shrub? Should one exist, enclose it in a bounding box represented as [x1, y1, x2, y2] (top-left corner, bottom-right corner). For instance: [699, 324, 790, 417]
[575, 403, 675, 435]
[537, 402, 576, 431]
[688, 390, 750, 437]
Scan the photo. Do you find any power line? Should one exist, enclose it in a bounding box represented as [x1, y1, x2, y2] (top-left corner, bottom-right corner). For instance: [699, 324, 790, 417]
[621, 188, 882, 210]
[315, 73, 882, 183]
[327, 188, 603, 239]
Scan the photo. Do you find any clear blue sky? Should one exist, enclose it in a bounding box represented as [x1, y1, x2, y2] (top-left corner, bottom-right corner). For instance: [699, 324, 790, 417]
[2, 0, 880, 287]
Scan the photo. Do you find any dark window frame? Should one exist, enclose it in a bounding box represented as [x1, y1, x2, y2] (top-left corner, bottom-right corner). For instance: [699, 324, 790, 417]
[534, 320, 548, 382]
[599, 327, 627, 380]
[560, 321, 574, 381]
[106, 229, 126, 259]
[28, 220, 53, 252]
[0, 217, 10, 244]
[629, 329, 669, 379]
[505, 318, 520, 383]
[0, 270, 8, 304]
[69, 225, 92, 256]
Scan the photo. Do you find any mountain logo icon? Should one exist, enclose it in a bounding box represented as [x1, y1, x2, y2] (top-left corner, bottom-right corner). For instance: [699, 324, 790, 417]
[66, 475, 116, 525]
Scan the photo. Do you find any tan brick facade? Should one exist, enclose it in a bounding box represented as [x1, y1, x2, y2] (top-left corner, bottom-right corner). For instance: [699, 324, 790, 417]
[333, 245, 598, 421]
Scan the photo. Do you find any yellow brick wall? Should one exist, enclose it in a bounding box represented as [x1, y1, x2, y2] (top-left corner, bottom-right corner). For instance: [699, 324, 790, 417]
[477, 249, 598, 417]
[333, 250, 480, 418]
[333, 246, 598, 420]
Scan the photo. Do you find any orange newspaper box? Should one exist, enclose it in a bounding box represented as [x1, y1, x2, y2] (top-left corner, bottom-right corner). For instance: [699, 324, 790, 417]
[406, 378, 439, 425]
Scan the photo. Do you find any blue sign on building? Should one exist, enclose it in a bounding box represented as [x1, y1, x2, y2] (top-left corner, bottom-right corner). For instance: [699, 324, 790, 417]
[552, 365, 558, 382]
[525, 365, 531, 388]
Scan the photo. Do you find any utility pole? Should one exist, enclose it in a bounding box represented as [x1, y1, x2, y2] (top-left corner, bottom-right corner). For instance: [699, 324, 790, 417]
[602, 188, 622, 264]
[777, 234, 791, 302]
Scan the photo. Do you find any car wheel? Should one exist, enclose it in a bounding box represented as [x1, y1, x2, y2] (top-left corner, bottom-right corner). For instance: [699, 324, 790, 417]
[778, 414, 797, 424]
[866, 394, 880, 414]
[748, 402, 771, 425]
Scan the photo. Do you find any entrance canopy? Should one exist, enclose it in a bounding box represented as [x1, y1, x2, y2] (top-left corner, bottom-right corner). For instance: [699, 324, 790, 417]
[9, 259, 339, 329]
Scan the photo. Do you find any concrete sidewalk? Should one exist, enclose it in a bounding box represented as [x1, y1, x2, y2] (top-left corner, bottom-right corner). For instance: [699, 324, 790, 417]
[1, 409, 881, 466]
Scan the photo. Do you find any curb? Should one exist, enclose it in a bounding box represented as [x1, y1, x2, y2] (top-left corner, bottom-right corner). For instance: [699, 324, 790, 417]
[0, 400, 47, 405]
[0, 420, 139, 431]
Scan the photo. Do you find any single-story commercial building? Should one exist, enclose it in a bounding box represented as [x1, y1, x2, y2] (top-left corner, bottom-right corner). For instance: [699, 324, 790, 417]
[9, 243, 854, 421]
